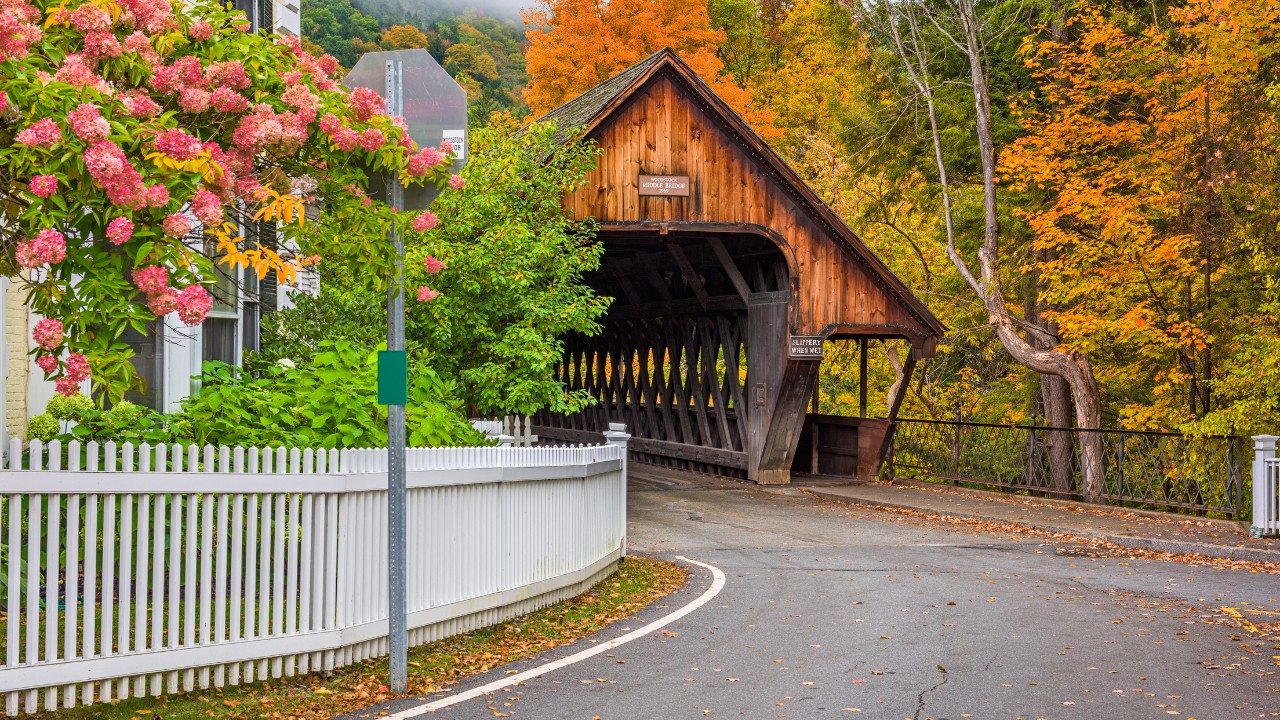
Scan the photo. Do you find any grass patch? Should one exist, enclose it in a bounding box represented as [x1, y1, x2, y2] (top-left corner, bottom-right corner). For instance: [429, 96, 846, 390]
[32, 556, 687, 720]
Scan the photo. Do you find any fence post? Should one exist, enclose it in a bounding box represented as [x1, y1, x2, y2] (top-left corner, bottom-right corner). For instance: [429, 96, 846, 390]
[602, 423, 630, 556]
[1251, 435, 1279, 538]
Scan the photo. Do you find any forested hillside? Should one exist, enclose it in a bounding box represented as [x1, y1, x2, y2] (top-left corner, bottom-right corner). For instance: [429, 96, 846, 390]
[301, 0, 1280, 436]
[302, 0, 528, 123]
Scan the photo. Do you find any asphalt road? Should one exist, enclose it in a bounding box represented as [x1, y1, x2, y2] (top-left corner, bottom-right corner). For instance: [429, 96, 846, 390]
[360, 474, 1280, 720]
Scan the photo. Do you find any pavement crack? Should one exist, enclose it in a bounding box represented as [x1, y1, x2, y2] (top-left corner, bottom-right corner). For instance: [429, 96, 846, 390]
[913, 668, 949, 720]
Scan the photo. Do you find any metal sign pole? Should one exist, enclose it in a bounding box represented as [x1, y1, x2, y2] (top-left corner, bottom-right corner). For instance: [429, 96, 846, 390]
[384, 58, 409, 695]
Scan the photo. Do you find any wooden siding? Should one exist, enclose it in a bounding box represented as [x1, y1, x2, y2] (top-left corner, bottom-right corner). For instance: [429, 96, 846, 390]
[563, 72, 931, 341]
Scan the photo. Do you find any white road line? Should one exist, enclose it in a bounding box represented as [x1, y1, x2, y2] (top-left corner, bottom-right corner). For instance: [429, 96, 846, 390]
[383, 555, 726, 718]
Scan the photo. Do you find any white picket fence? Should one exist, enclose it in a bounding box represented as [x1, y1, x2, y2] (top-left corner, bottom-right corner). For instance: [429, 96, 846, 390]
[0, 434, 628, 715]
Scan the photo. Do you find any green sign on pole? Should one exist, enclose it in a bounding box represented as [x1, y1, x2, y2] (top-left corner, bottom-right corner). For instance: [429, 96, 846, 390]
[377, 350, 408, 405]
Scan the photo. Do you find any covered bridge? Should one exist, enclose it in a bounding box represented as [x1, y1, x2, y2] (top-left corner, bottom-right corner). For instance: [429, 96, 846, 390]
[532, 49, 943, 484]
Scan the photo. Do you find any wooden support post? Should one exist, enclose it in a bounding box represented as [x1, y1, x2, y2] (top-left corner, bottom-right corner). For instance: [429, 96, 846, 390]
[873, 345, 922, 480]
[858, 337, 868, 419]
[755, 359, 821, 484]
[746, 300, 788, 483]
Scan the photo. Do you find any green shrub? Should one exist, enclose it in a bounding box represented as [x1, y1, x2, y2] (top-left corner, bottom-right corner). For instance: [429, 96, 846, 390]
[45, 393, 94, 421]
[62, 341, 485, 449]
[27, 414, 59, 443]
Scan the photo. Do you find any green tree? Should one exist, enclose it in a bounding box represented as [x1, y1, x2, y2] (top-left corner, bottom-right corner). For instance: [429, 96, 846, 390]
[403, 120, 608, 415]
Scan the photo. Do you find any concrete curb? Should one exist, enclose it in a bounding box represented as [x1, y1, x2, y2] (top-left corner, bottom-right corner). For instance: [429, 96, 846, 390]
[886, 477, 1251, 533]
[1105, 535, 1280, 564]
[804, 488, 1280, 565]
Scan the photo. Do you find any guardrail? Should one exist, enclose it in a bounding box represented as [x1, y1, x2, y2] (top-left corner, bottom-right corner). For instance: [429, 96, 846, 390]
[890, 418, 1245, 517]
[0, 433, 628, 715]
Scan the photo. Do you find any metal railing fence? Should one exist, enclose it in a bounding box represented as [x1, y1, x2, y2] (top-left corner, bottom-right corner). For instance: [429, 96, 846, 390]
[888, 418, 1246, 517]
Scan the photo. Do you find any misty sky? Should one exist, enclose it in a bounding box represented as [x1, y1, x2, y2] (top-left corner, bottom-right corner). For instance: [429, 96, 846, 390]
[352, 0, 536, 22]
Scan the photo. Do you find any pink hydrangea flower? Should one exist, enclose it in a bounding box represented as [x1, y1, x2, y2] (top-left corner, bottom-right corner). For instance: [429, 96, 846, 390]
[0, 92, 7, 116]
[29, 175, 57, 198]
[188, 21, 213, 41]
[121, 90, 160, 118]
[120, 0, 174, 34]
[359, 128, 385, 152]
[64, 353, 91, 383]
[70, 4, 111, 32]
[106, 216, 134, 245]
[348, 86, 384, 122]
[84, 141, 147, 208]
[206, 60, 250, 90]
[154, 128, 203, 160]
[133, 265, 169, 295]
[147, 289, 177, 316]
[423, 255, 446, 274]
[172, 55, 207, 87]
[121, 31, 152, 57]
[449, 174, 465, 190]
[210, 86, 249, 113]
[55, 377, 81, 396]
[145, 184, 170, 208]
[440, 140, 454, 154]
[54, 54, 108, 92]
[0, 7, 41, 62]
[150, 64, 179, 93]
[317, 54, 339, 76]
[411, 211, 438, 232]
[162, 213, 191, 238]
[35, 355, 58, 374]
[416, 286, 439, 302]
[179, 87, 211, 113]
[69, 103, 111, 142]
[234, 175, 262, 200]
[407, 148, 443, 177]
[281, 84, 317, 110]
[332, 127, 359, 152]
[191, 189, 223, 225]
[16, 119, 61, 148]
[319, 113, 342, 135]
[175, 284, 212, 325]
[16, 229, 66, 269]
[83, 30, 121, 59]
[32, 318, 63, 350]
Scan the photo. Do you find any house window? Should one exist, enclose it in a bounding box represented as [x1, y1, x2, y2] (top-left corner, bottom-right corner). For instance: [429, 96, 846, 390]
[203, 238, 241, 366]
[121, 321, 164, 410]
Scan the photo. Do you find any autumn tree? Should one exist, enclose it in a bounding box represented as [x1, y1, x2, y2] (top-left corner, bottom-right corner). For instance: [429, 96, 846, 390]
[1004, 0, 1280, 430]
[380, 24, 431, 50]
[523, 0, 776, 134]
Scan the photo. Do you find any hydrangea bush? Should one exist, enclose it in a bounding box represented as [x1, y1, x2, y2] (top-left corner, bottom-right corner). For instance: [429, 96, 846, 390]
[0, 0, 460, 401]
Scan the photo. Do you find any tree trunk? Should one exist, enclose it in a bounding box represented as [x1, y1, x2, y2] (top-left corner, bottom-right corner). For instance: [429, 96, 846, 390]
[931, 0, 1111, 497]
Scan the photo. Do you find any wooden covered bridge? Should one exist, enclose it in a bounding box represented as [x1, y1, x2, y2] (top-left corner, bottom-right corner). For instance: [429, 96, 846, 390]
[532, 49, 943, 484]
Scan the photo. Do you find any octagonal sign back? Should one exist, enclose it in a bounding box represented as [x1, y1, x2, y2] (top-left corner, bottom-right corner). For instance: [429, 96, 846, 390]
[344, 49, 468, 211]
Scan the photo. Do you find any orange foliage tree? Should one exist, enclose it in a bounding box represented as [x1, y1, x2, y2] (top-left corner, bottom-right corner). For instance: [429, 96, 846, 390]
[522, 0, 775, 134]
[1002, 0, 1280, 429]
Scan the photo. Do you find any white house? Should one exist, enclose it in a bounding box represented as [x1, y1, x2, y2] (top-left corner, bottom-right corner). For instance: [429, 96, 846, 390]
[1, 0, 304, 443]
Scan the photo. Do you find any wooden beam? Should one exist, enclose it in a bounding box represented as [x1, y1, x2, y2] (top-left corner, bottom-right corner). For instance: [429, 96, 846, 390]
[639, 252, 674, 302]
[628, 436, 748, 469]
[875, 352, 919, 480]
[612, 266, 643, 306]
[858, 337, 868, 419]
[668, 244, 709, 308]
[707, 236, 752, 303]
[604, 290, 788, 321]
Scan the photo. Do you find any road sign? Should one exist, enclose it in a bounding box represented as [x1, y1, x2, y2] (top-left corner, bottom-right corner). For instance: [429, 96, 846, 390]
[345, 49, 468, 211]
[342, 50, 467, 695]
